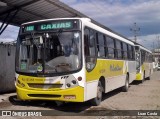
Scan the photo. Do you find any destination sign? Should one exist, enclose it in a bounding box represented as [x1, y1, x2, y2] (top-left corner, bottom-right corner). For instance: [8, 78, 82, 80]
[40, 22, 72, 30]
[23, 20, 75, 33]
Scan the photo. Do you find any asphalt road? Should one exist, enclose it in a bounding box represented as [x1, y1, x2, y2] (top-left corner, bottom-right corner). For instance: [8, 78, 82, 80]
[0, 71, 160, 119]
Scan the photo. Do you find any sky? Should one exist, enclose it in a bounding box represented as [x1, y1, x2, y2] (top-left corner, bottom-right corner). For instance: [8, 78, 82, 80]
[0, 0, 160, 50]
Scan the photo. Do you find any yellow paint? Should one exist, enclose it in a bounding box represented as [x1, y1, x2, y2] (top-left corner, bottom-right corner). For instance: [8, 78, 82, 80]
[86, 59, 125, 82]
[16, 85, 84, 102]
[136, 73, 142, 80]
[16, 75, 84, 102]
[19, 75, 45, 84]
[54, 81, 61, 84]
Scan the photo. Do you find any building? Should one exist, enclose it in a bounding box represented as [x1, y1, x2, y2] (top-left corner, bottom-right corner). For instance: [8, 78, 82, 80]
[0, 43, 16, 93]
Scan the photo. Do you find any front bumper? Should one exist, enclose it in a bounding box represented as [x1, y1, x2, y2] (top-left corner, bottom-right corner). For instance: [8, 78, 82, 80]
[135, 73, 142, 80]
[16, 85, 84, 102]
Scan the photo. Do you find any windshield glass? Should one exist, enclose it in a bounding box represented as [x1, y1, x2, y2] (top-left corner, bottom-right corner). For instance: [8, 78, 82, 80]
[16, 31, 81, 74]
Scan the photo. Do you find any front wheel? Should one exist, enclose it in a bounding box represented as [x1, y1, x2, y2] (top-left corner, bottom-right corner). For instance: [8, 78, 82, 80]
[122, 74, 129, 92]
[90, 81, 103, 106]
[141, 72, 145, 83]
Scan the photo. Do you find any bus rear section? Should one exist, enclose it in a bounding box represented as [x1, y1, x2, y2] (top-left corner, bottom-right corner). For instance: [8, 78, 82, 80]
[135, 45, 153, 82]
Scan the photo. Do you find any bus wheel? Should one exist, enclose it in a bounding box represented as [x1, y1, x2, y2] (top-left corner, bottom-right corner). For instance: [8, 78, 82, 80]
[147, 70, 151, 80]
[141, 72, 145, 83]
[90, 81, 103, 106]
[122, 74, 129, 92]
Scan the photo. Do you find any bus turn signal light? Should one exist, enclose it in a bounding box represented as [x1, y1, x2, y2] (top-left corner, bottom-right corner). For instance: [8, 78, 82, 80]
[78, 76, 82, 81]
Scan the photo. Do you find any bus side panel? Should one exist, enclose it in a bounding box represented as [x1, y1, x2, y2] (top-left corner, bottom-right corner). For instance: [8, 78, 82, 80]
[85, 59, 127, 101]
[144, 62, 153, 78]
[128, 61, 136, 83]
[85, 80, 98, 101]
[144, 62, 149, 78]
[105, 75, 126, 93]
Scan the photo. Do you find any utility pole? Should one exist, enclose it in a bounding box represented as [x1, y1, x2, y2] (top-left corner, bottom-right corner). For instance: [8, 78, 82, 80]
[130, 22, 140, 43]
[157, 36, 160, 49]
[152, 42, 155, 51]
[157, 36, 160, 63]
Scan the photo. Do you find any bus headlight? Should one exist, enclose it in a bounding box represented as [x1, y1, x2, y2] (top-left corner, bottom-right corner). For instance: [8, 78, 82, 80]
[21, 83, 25, 87]
[17, 80, 25, 87]
[72, 80, 77, 84]
[66, 83, 71, 87]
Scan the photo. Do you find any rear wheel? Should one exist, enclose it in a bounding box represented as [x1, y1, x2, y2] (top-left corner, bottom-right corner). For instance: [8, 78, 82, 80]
[122, 74, 129, 92]
[90, 81, 103, 106]
[147, 70, 151, 80]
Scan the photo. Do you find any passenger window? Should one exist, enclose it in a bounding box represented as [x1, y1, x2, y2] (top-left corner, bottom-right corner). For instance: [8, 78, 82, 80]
[116, 40, 122, 59]
[97, 33, 105, 57]
[84, 29, 90, 56]
[107, 37, 115, 58]
[122, 43, 128, 59]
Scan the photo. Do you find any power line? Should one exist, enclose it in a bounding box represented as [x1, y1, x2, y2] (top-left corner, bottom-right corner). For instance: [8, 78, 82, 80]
[87, 0, 106, 13]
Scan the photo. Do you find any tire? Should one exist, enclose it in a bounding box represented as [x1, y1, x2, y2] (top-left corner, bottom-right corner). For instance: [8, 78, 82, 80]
[90, 81, 103, 106]
[141, 72, 145, 83]
[147, 70, 151, 80]
[122, 74, 129, 92]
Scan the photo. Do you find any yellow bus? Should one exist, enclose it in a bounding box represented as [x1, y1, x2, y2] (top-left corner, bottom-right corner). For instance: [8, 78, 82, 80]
[15, 18, 136, 105]
[135, 44, 153, 83]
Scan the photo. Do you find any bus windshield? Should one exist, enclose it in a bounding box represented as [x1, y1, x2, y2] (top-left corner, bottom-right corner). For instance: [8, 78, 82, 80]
[16, 31, 81, 75]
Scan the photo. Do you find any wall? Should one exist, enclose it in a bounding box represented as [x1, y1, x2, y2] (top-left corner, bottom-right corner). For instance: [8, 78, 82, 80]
[0, 44, 16, 93]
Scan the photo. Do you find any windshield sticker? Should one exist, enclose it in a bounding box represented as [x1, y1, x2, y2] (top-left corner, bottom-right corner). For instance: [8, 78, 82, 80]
[37, 65, 43, 72]
[20, 63, 27, 70]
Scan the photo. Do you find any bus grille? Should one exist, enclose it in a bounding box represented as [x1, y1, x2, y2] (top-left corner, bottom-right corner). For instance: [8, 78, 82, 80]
[27, 84, 63, 89]
[28, 94, 61, 98]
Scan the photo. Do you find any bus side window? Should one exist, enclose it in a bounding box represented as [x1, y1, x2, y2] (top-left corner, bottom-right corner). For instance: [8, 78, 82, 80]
[141, 50, 145, 63]
[84, 29, 90, 56]
[84, 28, 96, 71]
[97, 33, 105, 58]
[116, 40, 122, 59]
[128, 45, 133, 60]
[122, 42, 128, 59]
[89, 29, 96, 57]
[106, 36, 115, 59]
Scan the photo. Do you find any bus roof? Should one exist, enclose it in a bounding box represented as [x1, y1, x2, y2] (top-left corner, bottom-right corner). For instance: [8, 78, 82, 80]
[82, 18, 134, 45]
[22, 18, 89, 25]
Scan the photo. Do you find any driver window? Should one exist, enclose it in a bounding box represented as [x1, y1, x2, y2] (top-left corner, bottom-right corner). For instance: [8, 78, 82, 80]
[84, 28, 96, 71]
